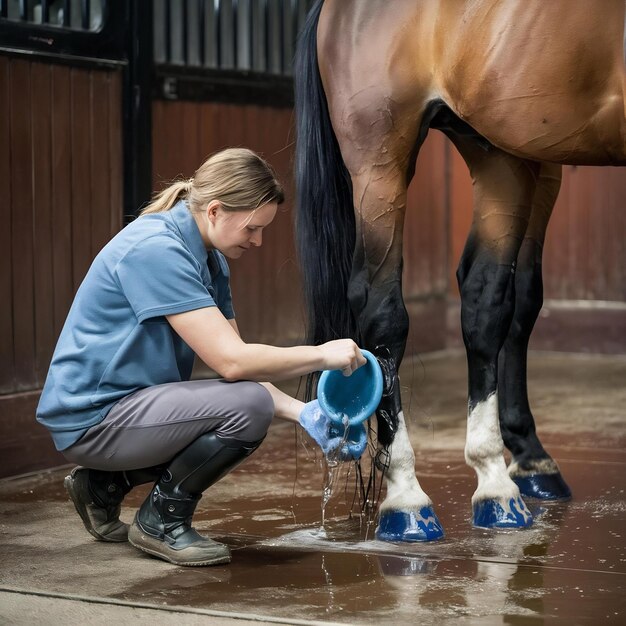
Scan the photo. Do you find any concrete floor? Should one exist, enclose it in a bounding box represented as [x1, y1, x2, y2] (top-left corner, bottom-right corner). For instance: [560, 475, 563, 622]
[1, 350, 625, 625]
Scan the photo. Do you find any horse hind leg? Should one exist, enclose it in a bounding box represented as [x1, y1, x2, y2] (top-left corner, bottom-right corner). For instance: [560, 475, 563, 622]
[450, 135, 539, 529]
[498, 162, 572, 500]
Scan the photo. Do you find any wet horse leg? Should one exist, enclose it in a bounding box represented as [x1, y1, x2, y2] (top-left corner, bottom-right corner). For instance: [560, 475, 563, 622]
[450, 135, 539, 528]
[348, 165, 445, 542]
[498, 163, 572, 500]
[334, 104, 444, 541]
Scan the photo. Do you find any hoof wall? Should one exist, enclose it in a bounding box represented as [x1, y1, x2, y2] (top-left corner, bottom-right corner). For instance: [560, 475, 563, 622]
[376, 507, 444, 542]
[473, 497, 533, 529]
[513, 473, 572, 501]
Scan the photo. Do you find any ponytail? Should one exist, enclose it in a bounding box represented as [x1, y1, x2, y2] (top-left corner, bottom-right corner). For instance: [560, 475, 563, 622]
[139, 148, 284, 217]
[140, 179, 194, 215]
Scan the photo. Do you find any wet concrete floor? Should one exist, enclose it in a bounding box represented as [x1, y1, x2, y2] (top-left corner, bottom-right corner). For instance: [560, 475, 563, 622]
[1, 351, 625, 624]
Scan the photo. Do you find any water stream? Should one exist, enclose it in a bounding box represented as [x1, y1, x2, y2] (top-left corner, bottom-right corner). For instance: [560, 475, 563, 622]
[320, 413, 350, 527]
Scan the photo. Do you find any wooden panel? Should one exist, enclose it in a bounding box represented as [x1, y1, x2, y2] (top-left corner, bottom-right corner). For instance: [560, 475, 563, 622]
[50, 65, 74, 337]
[108, 68, 123, 233]
[9, 60, 36, 391]
[90, 71, 112, 258]
[0, 391, 66, 478]
[447, 141, 474, 297]
[1, 57, 124, 476]
[152, 100, 304, 346]
[447, 300, 626, 354]
[0, 57, 15, 393]
[544, 165, 626, 301]
[404, 131, 448, 299]
[31, 63, 57, 387]
[70, 68, 92, 289]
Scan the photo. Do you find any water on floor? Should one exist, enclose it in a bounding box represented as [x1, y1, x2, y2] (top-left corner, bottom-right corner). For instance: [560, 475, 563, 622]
[1, 352, 625, 624]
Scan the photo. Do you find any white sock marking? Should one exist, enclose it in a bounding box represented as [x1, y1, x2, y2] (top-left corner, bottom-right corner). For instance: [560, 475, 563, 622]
[379, 411, 432, 514]
[465, 392, 527, 513]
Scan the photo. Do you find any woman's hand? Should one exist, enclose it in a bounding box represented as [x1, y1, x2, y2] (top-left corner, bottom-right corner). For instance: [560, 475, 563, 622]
[317, 339, 366, 376]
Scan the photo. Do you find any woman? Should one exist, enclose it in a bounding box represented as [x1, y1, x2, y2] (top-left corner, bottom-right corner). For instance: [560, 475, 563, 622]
[36, 148, 366, 567]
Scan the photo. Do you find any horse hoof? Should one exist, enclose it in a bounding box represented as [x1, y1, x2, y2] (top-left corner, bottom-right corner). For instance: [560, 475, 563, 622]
[513, 473, 572, 501]
[376, 507, 445, 542]
[472, 497, 533, 529]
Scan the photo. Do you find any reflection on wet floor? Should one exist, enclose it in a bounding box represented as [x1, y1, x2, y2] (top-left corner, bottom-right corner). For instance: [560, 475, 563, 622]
[1, 352, 625, 624]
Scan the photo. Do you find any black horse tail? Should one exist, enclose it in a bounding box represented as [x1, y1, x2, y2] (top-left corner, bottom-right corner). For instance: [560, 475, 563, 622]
[294, 0, 357, 361]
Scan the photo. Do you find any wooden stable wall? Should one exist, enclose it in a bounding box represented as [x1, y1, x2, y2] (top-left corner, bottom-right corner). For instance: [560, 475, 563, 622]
[152, 100, 305, 347]
[0, 56, 123, 477]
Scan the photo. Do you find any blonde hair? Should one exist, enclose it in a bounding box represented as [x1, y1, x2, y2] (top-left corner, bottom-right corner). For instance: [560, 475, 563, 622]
[140, 148, 284, 216]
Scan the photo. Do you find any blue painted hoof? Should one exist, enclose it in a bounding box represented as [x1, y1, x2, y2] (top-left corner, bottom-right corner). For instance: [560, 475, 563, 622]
[472, 497, 533, 529]
[513, 473, 572, 501]
[376, 507, 445, 542]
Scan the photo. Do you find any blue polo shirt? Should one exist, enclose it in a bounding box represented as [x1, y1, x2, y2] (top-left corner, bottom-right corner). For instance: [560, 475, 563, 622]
[36, 201, 234, 451]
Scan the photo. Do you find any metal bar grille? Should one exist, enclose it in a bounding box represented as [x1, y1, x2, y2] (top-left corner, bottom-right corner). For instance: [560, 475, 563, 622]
[0, 0, 103, 30]
[156, 0, 313, 76]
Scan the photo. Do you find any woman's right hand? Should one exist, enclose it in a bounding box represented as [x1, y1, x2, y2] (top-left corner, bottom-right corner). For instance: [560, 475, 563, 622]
[317, 339, 366, 376]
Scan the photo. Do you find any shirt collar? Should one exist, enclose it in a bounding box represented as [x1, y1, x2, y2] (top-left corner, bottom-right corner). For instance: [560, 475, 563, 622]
[167, 200, 209, 268]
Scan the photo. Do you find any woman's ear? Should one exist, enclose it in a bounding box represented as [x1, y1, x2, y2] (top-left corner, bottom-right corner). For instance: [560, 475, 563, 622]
[206, 200, 221, 224]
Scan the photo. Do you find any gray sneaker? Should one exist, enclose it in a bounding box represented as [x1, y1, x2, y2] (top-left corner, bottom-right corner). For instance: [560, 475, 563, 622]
[64, 467, 130, 542]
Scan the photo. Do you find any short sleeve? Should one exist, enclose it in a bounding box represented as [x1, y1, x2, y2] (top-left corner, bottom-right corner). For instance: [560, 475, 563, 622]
[115, 235, 217, 322]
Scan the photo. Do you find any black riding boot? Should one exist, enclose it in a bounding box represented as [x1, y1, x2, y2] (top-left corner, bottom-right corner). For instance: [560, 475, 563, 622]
[64, 466, 164, 543]
[64, 466, 165, 542]
[128, 432, 262, 566]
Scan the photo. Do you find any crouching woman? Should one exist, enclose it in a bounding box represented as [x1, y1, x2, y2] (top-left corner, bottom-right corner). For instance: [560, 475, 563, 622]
[36, 148, 365, 566]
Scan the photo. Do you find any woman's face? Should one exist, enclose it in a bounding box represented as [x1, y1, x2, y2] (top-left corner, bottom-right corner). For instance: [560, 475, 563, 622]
[205, 200, 278, 259]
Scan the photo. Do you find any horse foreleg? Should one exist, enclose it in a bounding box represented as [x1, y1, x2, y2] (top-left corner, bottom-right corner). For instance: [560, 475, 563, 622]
[498, 163, 572, 500]
[451, 136, 539, 529]
[376, 410, 445, 541]
[346, 168, 444, 542]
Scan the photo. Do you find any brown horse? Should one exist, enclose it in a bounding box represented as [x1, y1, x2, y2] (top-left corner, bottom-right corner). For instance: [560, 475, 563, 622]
[294, 0, 625, 540]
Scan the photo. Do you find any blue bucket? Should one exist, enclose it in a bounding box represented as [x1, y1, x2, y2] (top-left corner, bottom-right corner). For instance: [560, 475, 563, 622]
[317, 349, 384, 427]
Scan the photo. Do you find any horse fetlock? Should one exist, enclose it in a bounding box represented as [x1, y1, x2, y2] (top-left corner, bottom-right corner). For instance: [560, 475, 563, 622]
[471, 470, 522, 504]
[508, 457, 560, 478]
[380, 487, 433, 515]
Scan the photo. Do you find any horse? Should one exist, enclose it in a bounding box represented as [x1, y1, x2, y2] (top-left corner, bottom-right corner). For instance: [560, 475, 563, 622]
[294, 0, 625, 540]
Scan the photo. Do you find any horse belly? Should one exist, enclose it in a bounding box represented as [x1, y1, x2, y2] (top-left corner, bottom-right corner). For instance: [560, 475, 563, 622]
[439, 0, 626, 165]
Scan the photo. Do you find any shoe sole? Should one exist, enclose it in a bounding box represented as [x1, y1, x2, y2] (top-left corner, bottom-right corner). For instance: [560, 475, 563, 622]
[128, 526, 231, 567]
[64, 473, 128, 543]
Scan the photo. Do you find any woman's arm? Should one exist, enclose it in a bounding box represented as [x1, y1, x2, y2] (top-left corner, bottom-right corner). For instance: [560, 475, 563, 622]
[166, 306, 364, 382]
[227, 318, 305, 422]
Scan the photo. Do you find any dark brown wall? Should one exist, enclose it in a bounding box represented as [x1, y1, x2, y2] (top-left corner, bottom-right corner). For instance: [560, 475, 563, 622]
[403, 133, 450, 355]
[152, 100, 304, 346]
[0, 57, 123, 477]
